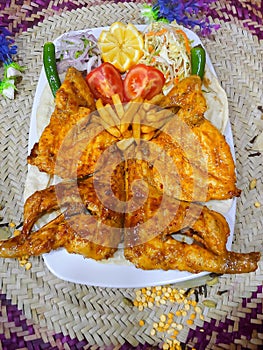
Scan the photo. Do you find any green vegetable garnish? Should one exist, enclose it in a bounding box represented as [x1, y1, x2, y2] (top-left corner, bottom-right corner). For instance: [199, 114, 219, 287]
[191, 44, 206, 79]
[43, 42, 61, 97]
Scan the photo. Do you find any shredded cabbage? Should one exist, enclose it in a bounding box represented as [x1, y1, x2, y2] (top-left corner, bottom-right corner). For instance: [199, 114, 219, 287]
[55, 30, 101, 74]
[140, 22, 191, 94]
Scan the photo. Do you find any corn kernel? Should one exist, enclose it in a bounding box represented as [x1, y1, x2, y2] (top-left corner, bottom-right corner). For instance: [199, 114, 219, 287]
[160, 314, 166, 322]
[186, 319, 194, 326]
[139, 319, 145, 326]
[9, 222, 16, 228]
[194, 306, 202, 314]
[13, 230, 20, 237]
[25, 262, 32, 270]
[150, 328, 156, 336]
[148, 301, 154, 308]
[177, 324, 183, 330]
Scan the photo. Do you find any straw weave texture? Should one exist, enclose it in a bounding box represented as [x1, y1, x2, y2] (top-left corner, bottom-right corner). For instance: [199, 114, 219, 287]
[0, 2, 262, 348]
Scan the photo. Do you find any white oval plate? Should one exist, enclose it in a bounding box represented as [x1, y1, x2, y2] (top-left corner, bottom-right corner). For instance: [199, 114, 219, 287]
[28, 25, 236, 288]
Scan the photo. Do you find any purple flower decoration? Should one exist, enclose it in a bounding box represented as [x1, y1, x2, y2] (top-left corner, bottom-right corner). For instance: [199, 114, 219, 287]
[0, 27, 18, 64]
[143, 0, 220, 36]
[0, 27, 24, 99]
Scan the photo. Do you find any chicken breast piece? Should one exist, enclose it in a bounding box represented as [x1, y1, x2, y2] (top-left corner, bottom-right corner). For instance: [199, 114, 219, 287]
[124, 159, 259, 273]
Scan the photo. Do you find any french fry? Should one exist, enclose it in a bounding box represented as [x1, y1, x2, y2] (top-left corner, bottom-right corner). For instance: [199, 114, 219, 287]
[140, 124, 156, 134]
[146, 109, 172, 123]
[120, 97, 142, 134]
[141, 131, 156, 141]
[116, 137, 135, 151]
[122, 128, 133, 139]
[112, 94, 124, 119]
[132, 112, 141, 145]
[96, 99, 112, 125]
[105, 103, 120, 126]
[97, 113, 121, 138]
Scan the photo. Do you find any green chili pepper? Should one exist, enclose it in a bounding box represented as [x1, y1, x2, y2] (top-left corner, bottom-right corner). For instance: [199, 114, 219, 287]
[43, 42, 61, 97]
[191, 44, 206, 79]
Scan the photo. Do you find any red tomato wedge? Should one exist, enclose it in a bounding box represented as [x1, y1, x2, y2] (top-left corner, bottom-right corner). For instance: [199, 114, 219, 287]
[86, 62, 124, 104]
[123, 64, 165, 101]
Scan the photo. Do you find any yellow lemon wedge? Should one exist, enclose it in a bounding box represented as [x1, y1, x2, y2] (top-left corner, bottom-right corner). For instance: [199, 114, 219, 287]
[98, 22, 144, 73]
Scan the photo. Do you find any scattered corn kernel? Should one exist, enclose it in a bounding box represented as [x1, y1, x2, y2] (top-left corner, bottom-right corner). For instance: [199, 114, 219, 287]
[160, 314, 166, 322]
[132, 284, 207, 348]
[148, 301, 154, 308]
[150, 329, 156, 336]
[9, 222, 16, 228]
[139, 319, 145, 327]
[254, 201, 261, 208]
[249, 178, 257, 190]
[195, 306, 202, 313]
[13, 230, 20, 237]
[25, 262, 32, 270]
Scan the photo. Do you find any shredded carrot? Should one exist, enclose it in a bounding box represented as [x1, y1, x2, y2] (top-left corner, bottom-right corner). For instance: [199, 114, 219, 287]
[148, 44, 154, 53]
[176, 29, 191, 54]
[145, 28, 168, 37]
[173, 76, 179, 85]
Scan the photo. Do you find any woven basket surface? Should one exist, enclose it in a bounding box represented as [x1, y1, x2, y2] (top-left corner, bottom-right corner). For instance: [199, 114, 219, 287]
[0, 2, 263, 349]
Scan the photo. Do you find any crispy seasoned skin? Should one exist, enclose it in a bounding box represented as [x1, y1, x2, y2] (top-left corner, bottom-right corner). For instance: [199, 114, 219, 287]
[124, 160, 260, 273]
[140, 76, 240, 201]
[0, 168, 125, 260]
[2, 70, 258, 274]
[27, 67, 120, 179]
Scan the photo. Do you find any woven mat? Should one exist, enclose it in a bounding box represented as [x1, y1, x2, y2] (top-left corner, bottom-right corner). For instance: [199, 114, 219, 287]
[0, 2, 263, 349]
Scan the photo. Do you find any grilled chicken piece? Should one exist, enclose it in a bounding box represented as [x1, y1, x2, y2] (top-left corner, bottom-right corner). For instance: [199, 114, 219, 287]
[134, 76, 240, 201]
[28, 67, 120, 179]
[0, 165, 125, 260]
[124, 159, 260, 273]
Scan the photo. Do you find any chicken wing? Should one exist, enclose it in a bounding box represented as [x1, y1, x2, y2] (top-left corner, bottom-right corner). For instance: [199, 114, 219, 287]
[124, 159, 260, 273]
[0, 164, 125, 260]
[138, 76, 240, 201]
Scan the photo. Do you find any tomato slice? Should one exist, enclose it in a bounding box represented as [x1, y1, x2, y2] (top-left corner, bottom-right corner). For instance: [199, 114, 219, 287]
[86, 62, 124, 104]
[123, 64, 165, 101]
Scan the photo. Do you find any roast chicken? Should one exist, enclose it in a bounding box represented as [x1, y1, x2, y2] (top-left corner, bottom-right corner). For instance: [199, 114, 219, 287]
[0, 67, 260, 274]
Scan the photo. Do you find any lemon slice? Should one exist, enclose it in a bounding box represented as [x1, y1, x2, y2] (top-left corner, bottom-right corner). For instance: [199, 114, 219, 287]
[98, 22, 144, 73]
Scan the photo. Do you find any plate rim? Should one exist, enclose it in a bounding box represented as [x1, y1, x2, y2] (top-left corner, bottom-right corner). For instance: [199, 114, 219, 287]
[29, 24, 236, 288]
